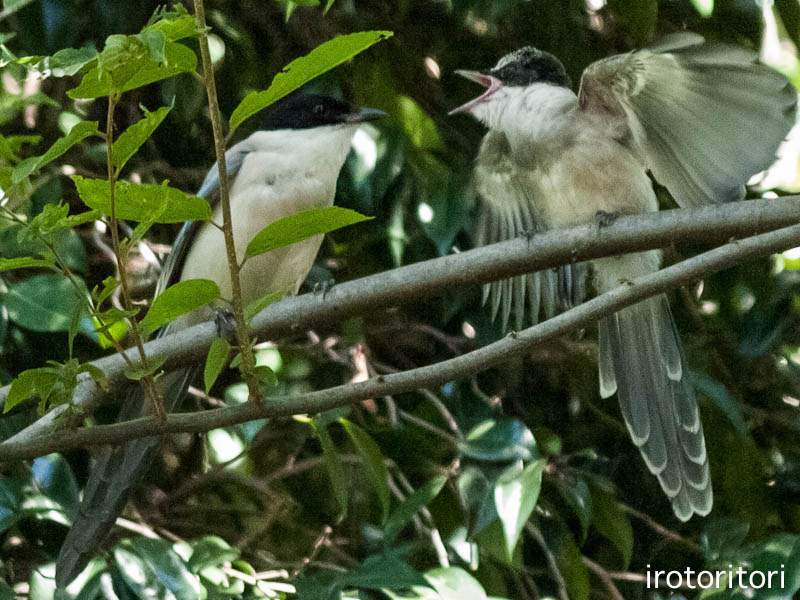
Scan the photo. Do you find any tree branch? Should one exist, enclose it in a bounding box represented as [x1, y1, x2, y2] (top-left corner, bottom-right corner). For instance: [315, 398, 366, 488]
[2, 198, 800, 460]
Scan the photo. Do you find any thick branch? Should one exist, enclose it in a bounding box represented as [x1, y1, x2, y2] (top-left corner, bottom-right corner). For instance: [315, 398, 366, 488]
[2, 214, 799, 461]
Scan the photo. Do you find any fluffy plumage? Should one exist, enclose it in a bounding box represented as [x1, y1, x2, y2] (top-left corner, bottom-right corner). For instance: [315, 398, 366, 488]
[454, 35, 795, 520]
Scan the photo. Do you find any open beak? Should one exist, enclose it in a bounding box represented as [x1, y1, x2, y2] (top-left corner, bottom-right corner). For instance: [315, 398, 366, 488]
[449, 71, 502, 115]
[347, 107, 386, 123]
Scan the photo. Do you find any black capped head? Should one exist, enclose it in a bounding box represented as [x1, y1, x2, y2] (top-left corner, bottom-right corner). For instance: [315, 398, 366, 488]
[450, 46, 570, 116]
[489, 47, 570, 88]
[262, 94, 384, 131]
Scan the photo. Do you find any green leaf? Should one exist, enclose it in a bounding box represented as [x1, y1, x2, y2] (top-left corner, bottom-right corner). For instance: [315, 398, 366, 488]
[122, 354, 166, 381]
[18, 46, 99, 77]
[0, 477, 22, 533]
[139, 278, 220, 336]
[460, 419, 536, 462]
[494, 460, 545, 561]
[694, 372, 749, 439]
[112, 103, 172, 170]
[691, 0, 714, 17]
[68, 41, 197, 99]
[0, 257, 55, 271]
[383, 475, 447, 545]
[3, 273, 85, 333]
[72, 176, 211, 223]
[229, 30, 392, 130]
[187, 536, 240, 573]
[4, 369, 50, 413]
[312, 417, 349, 522]
[114, 537, 205, 600]
[336, 551, 428, 591]
[424, 567, 490, 599]
[254, 365, 277, 388]
[397, 96, 442, 151]
[144, 5, 198, 42]
[341, 418, 391, 524]
[246, 206, 371, 258]
[12, 120, 99, 184]
[204, 338, 231, 394]
[244, 290, 283, 322]
[589, 483, 633, 568]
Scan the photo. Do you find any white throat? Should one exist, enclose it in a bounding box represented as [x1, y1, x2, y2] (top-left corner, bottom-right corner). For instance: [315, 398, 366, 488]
[472, 83, 579, 151]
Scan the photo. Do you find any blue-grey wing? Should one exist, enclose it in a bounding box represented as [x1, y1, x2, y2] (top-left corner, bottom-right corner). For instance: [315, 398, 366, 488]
[472, 130, 585, 331]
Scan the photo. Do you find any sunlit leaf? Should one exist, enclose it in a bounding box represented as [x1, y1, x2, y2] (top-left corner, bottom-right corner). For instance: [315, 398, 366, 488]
[139, 278, 220, 336]
[112, 103, 172, 170]
[494, 460, 545, 561]
[229, 30, 393, 130]
[114, 537, 204, 600]
[12, 120, 99, 184]
[68, 41, 197, 99]
[72, 176, 211, 223]
[246, 206, 371, 258]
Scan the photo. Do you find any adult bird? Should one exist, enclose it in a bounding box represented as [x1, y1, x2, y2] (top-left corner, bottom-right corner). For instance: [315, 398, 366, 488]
[450, 33, 795, 520]
[56, 94, 383, 587]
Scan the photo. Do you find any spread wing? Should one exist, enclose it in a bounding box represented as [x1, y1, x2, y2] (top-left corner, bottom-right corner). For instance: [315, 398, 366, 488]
[472, 130, 584, 331]
[579, 32, 796, 207]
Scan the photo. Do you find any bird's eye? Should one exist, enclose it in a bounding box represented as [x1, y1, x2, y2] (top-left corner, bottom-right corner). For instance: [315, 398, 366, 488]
[313, 104, 324, 115]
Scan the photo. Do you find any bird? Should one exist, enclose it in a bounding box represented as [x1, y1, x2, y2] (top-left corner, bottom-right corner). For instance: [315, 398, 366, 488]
[55, 94, 383, 587]
[450, 33, 795, 521]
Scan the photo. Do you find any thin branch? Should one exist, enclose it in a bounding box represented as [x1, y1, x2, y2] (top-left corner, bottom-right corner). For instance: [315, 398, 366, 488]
[620, 503, 702, 553]
[2, 200, 800, 459]
[193, 0, 261, 410]
[583, 557, 625, 600]
[526, 523, 569, 600]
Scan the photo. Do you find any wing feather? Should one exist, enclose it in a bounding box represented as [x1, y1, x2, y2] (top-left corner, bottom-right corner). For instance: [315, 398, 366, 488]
[579, 34, 796, 208]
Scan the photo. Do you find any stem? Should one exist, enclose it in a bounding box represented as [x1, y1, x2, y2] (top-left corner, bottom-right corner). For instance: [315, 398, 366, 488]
[192, 0, 261, 411]
[105, 94, 164, 421]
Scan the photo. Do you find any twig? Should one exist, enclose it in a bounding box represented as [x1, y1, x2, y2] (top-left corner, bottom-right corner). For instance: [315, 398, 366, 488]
[525, 523, 569, 600]
[3, 203, 800, 458]
[620, 503, 702, 553]
[583, 556, 625, 600]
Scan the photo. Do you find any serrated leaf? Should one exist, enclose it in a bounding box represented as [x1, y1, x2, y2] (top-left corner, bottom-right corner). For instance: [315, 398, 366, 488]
[4, 369, 53, 413]
[112, 103, 172, 170]
[0, 257, 55, 271]
[139, 278, 220, 336]
[72, 176, 211, 223]
[204, 338, 231, 394]
[12, 120, 99, 184]
[229, 30, 392, 130]
[494, 460, 545, 561]
[244, 290, 283, 322]
[68, 41, 197, 99]
[341, 419, 391, 524]
[246, 206, 371, 258]
[383, 475, 447, 545]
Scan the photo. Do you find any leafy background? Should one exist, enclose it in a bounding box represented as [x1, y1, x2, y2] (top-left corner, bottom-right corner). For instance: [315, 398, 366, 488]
[2, 0, 800, 599]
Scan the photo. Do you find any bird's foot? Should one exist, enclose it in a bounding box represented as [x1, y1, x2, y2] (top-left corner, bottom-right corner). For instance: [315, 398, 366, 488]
[313, 279, 335, 301]
[594, 210, 620, 228]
